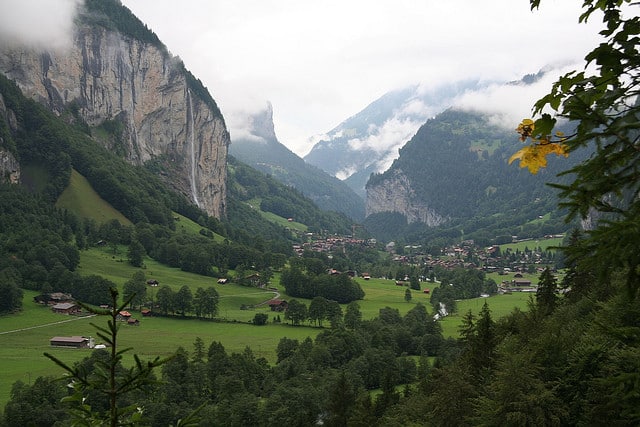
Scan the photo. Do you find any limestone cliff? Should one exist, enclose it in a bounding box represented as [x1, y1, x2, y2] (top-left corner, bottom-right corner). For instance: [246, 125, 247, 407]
[366, 169, 447, 226]
[0, 93, 20, 184]
[0, 5, 228, 218]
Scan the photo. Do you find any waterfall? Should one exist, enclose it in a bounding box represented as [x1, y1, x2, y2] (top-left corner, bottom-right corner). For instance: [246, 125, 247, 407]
[187, 90, 200, 208]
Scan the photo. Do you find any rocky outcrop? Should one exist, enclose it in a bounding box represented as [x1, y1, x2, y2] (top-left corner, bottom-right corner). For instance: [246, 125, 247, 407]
[0, 93, 20, 184]
[0, 12, 228, 218]
[366, 169, 448, 226]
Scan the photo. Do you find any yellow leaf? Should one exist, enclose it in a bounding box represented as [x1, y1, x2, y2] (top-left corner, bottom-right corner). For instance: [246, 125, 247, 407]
[509, 142, 568, 174]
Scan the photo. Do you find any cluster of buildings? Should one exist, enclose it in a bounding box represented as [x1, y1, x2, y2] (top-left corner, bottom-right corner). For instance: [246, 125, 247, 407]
[293, 233, 375, 257]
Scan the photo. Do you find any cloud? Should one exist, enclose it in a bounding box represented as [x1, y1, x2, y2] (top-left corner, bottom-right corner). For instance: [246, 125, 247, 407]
[451, 64, 581, 129]
[122, 1, 606, 156]
[0, 0, 81, 50]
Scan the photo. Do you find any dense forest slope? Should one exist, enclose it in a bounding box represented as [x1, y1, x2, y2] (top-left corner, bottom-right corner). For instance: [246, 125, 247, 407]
[364, 109, 587, 244]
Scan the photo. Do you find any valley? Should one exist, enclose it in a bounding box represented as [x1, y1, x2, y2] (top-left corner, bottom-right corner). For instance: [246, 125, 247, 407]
[0, 0, 638, 424]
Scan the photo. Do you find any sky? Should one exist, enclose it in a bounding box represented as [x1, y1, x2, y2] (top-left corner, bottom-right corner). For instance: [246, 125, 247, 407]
[1, 0, 606, 156]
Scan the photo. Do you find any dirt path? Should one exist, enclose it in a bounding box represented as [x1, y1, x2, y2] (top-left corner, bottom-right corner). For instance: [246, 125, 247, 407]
[0, 314, 97, 335]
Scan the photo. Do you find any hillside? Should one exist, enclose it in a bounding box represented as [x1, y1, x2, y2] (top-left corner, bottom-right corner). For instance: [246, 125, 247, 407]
[304, 81, 486, 197]
[0, 0, 228, 217]
[229, 104, 365, 220]
[364, 109, 588, 244]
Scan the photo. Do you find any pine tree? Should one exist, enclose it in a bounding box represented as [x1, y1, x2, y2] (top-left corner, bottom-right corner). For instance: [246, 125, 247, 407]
[536, 267, 557, 316]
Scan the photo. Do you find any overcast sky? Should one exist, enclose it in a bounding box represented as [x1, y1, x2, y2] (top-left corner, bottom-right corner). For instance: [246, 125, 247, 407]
[1, 0, 606, 156]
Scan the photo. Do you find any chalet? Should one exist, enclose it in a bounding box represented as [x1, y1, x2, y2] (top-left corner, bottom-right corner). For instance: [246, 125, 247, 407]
[244, 273, 261, 286]
[269, 299, 288, 312]
[51, 302, 79, 315]
[513, 279, 532, 286]
[50, 336, 92, 348]
[141, 309, 152, 317]
[362, 273, 371, 280]
[117, 311, 132, 321]
[217, 278, 228, 284]
[328, 269, 341, 276]
[423, 288, 430, 294]
[395, 281, 405, 286]
[35, 292, 73, 306]
[127, 318, 140, 326]
[146, 279, 159, 287]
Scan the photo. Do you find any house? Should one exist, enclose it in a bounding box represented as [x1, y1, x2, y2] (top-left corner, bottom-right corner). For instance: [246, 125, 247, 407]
[513, 279, 532, 286]
[117, 311, 132, 321]
[146, 279, 159, 287]
[51, 302, 79, 315]
[244, 273, 261, 286]
[50, 336, 91, 348]
[127, 318, 140, 326]
[217, 278, 228, 284]
[362, 272, 371, 280]
[141, 309, 152, 317]
[35, 292, 73, 306]
[269, 299, 288, 312]
[395, 281, 405, 286]
[423, 288, 430, 294]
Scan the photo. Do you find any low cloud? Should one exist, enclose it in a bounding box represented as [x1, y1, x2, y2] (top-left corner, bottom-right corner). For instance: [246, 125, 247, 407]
[0, 0, 81, 50]
[451, 64, 582, 129]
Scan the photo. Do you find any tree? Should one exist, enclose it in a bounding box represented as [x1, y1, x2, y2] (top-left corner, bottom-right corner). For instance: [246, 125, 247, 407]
[156, 285, 174, 315]
[326, 300, 343, 328]
[175, 285, 193, 316]
[512, 0, 640, 298]
[0, 268, 23, 313]
[536, 267, 557, 315]
[127, 239, 146, 267]
[202, 287, 219, 318]
[309, 296, 328, 327]
[325, 370, 358, 426]
[409, 275, 420, 290]
[3, 377, 68, 426]
[252, 312, 268, 325]
[344, 301, 362, 329]
[284, 299, 308, 326]
[122, 271, 146, 310]
[404, 288, 412, 303]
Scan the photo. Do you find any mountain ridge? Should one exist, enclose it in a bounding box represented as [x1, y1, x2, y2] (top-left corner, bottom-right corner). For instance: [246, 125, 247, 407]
[229, 103, 365, 220]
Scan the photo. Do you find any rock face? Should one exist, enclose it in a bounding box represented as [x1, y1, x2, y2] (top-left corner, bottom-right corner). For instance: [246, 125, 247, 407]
[0, 14, 228, 218]
[0, 93, 20, 184]
[365, 169, 447, 226]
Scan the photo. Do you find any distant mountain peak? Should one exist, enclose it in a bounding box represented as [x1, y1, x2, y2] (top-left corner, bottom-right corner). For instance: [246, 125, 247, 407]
[247, 101, 277, 142]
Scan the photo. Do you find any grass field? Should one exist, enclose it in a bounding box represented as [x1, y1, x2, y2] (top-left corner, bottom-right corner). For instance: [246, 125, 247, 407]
[56, 169, 132, 225]
[0, 252, 531, 410]
[499, 236, 564, 252]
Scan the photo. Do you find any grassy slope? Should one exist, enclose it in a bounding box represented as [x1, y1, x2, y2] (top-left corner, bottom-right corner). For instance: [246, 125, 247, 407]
[56, 169, 132, 225]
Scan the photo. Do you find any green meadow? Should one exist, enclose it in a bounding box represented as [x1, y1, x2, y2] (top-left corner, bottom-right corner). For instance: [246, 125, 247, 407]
[0, 259, 531, 409]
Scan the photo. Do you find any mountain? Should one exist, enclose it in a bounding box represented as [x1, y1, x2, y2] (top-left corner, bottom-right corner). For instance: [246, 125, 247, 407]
[229, 103, 365, 220]
[364, 108, 587, 244]
[0, 0, 228, 218]
[304, 81, 486, 197]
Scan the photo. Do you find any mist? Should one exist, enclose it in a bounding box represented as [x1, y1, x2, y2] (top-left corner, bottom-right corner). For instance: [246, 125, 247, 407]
[0, 0, 81, 49]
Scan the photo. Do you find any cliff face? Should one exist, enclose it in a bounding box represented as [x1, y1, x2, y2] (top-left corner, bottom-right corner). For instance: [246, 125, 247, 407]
[0, 18, 228, 218]
[0, 93, 20, 184]
[366, 169, 447, 226]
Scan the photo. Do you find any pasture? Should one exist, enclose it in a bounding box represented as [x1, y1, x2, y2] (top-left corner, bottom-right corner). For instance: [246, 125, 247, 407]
[0, 252, 531, 410]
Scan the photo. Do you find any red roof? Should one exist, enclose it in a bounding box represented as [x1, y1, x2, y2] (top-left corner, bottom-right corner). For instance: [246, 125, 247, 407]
[119, 311, 132, 317]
